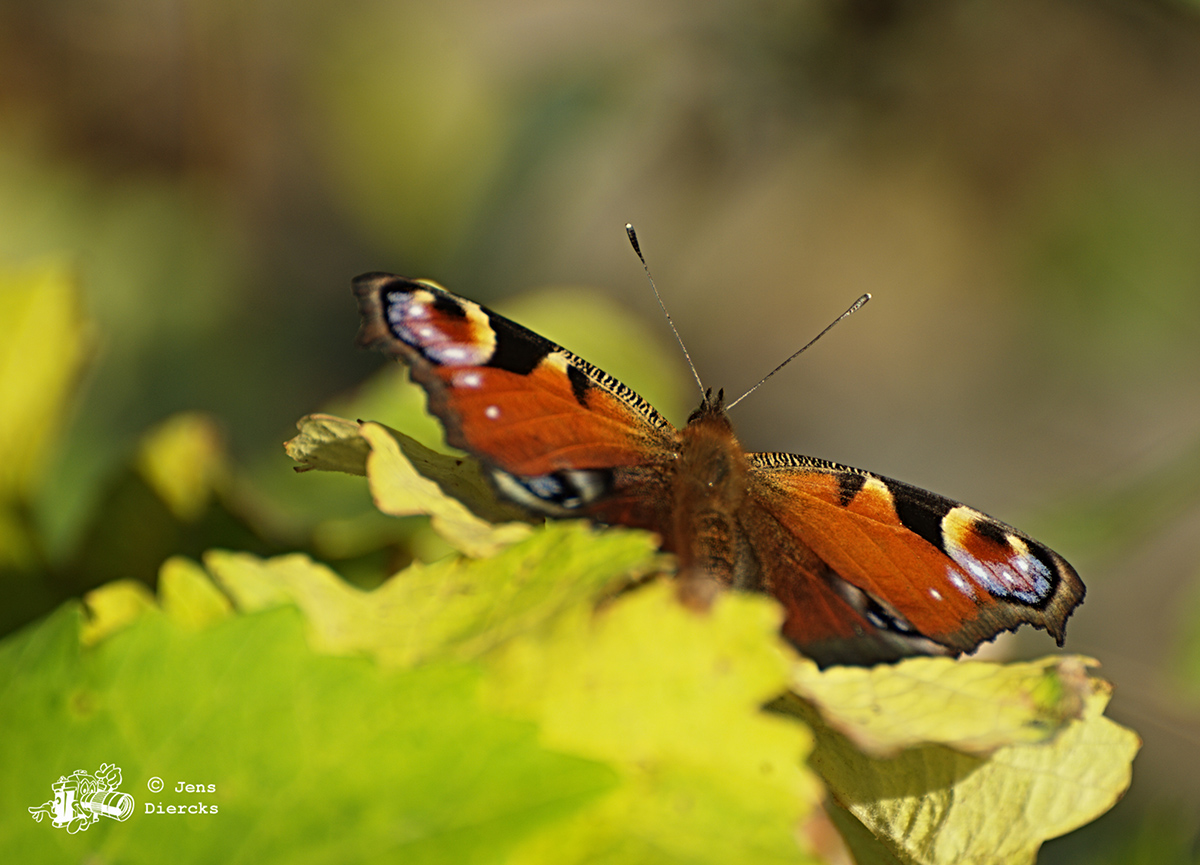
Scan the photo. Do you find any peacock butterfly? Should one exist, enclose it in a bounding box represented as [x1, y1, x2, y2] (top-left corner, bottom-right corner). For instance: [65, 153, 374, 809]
[351, 242, 1084, 667]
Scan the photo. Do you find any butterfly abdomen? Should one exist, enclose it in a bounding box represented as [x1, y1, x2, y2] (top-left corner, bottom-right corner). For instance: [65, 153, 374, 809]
[671, 397, 763, 593]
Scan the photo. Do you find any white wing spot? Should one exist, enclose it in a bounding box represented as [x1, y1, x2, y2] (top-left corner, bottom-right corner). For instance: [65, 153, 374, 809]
[929, 588, 943, 601]
[485, 405, 501, 420]
[947, 570, 976, 599]
[455, 371, 483, 388]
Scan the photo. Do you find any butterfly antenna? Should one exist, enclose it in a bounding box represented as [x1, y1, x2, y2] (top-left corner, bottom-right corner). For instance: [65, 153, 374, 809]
[626, 224, 706, 399]
[725, 292, 871, 410]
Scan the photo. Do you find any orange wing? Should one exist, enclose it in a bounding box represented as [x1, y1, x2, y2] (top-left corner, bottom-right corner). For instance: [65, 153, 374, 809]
[744, 452, 1085, 666]
[354, 273, 679, 515]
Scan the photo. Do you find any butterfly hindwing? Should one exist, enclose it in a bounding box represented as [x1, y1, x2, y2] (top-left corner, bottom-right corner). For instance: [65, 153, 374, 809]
[745, 452, 1085, 665]
[354, 273, 678, 514]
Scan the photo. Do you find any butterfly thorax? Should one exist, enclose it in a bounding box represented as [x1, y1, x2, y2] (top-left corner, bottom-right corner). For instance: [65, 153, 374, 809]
[671, 391, 757, 591]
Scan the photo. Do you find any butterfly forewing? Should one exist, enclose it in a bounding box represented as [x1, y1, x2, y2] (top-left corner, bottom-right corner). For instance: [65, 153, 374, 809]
[354, 273, 679, 514]
[355, 273, 678, 471]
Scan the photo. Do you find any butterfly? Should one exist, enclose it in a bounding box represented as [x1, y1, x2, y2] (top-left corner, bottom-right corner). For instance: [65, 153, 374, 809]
[352, 264, 1084, 667]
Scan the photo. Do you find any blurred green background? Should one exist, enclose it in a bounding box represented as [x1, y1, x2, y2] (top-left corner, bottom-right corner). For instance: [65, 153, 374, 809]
[2, 0, 1200, 861]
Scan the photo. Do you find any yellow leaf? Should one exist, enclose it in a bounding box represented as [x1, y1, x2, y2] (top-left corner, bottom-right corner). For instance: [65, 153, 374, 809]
[284, 414, 371, 476]
[136, 412, 228, 522]
[0, 261, 91, 568]
[80, 580, 157, 646]
[361, 422, 531, 556]
[486, 583, 821, 864]
[159, 555, 233, 629]
[203, 550, 300, 613]
[800, 673, 1139, 865]
[288, 414, 525, 520]
[790, 654, 1092, 757]
[322, 365, 448, 453]
[0, 261, 91, 500]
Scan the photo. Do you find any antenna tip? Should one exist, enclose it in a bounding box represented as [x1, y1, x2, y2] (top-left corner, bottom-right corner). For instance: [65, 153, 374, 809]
[625, 224, 643, 258]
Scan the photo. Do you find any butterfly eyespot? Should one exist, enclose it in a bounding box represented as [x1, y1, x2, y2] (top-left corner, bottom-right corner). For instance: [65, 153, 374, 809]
[833, 578, 921, 637]
[491, 468, 613, 515]
[941, 508, 1054, 605]
[864, 603, 918, 635]
[381, 287, 497, 367]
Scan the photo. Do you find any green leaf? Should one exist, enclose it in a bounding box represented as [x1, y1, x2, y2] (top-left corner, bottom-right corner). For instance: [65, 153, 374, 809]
[203, 521, 657, 668]
[190, 531, 819, 863]
[2, 600, 618, 864]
